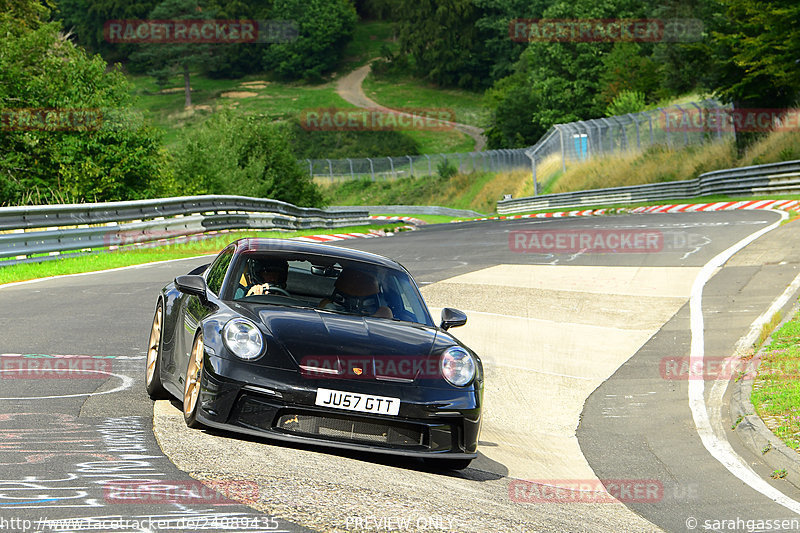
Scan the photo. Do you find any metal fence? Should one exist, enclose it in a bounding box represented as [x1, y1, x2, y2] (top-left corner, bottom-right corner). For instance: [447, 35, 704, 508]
[302, 100, 734, 186]
[304, 149, 530, 182]
[525, 100, 734, 194]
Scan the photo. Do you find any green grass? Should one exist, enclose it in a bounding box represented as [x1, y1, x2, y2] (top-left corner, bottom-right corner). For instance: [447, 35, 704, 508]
[0, 225, 398, 285]
[129, 74, 354, 147]
[323, 170, 527, 214]
[129, 71, 470, 154]
[751, 303, 800, 450]
[401, 129, 475, 154]
[362, 72, 488, 128]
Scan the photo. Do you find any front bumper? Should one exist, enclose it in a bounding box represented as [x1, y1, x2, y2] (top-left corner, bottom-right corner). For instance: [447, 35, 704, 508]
[194, 354, 482, 459]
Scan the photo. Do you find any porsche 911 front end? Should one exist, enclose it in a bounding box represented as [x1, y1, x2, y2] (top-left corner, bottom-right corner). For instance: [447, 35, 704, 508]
[149, 239, 483, 469]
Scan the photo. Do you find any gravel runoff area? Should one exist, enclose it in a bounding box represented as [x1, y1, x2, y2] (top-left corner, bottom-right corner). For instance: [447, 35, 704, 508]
[153, 402, 660, 533]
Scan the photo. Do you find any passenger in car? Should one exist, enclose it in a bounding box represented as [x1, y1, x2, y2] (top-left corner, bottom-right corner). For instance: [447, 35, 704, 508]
[320, 268, 393, 318]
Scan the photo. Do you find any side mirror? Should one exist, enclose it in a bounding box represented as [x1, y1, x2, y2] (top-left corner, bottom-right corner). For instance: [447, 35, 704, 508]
[175, 275, 207, 301]
[440, 308, 467, 331]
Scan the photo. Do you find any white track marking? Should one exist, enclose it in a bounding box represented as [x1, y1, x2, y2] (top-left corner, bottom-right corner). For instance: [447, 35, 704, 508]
[688, 209, 800, 513]
[0, 369, 134, 400]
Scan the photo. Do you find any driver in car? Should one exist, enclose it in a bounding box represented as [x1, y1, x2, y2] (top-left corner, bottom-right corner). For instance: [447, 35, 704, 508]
[236, 258, 289, 298]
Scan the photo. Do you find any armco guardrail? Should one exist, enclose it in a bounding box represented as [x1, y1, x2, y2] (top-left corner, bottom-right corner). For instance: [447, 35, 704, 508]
[496, 160, 800, 215]
[0, 195, 369, 261]
[328, 205, 485, 217]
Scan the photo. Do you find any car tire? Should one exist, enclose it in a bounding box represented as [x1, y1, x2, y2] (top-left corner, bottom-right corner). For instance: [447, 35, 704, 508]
[424, 458, 473, 471]
[183, 332, 207, 429]
[145, 301, 169, 400]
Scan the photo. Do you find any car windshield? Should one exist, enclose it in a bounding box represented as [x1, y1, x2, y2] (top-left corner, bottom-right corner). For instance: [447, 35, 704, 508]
[227, 252, 433, 326]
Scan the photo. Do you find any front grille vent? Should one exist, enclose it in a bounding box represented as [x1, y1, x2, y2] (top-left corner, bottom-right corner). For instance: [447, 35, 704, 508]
[276, 413, 425, 447]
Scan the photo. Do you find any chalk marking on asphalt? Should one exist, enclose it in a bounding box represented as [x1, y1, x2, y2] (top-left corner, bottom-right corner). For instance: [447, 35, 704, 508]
[689, 209, 800, 514]
[0, 369, 134, 401]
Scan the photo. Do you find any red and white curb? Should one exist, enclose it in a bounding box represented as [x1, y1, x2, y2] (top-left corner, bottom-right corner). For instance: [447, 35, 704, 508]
[465, 199, 800, 222]
[631, 199, 800, 214]
[291, 231, 385, 243]
[370, 215, 426, 227]
[468, 209, 608, 221]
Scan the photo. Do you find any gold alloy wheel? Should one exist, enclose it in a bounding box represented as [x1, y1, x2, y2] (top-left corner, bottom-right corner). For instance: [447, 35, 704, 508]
[146, 305, 162, 386]
[184, 334, 204, 417]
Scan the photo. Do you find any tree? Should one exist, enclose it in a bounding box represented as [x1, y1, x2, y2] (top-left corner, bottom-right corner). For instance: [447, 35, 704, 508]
[129, 0, 214, 107]
[484, 0, 649, 148]
[390, 0, 545, 90]
[262, 0, 357, 81]
[596, 43, 661, 107]
[170, 112, 324, 207]
[55, 0, 160, 65]
[201, 0, 272, 79]
[0, 9, 171, 205]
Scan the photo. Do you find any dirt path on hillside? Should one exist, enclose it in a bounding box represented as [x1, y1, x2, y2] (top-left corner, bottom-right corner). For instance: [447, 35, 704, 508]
[336, 62, 487, 152]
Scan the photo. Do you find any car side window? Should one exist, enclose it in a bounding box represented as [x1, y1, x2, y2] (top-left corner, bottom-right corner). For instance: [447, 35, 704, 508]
[206, 248, 234, 296]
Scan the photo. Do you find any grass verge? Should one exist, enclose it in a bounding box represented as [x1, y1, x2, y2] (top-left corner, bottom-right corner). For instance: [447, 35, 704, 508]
[362, 71, 488, 128]
[0, 225, 398, 286]
[527, 127, 800, 197]
[751, 300, 800, 450]
[323, 170, 529, 214]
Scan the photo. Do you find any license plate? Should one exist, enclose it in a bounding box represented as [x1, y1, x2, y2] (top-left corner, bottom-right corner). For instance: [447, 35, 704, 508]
[315, 388, 400, 416]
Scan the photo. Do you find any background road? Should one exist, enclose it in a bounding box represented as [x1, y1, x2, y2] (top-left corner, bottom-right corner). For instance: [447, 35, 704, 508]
[1, 211, 798, 532]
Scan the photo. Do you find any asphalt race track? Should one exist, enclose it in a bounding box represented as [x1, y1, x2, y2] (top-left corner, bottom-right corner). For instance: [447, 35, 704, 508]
[1, 211, 800, 532]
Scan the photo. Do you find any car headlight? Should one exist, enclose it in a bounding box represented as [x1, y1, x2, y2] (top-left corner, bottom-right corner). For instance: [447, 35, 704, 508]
[223, 318, 264, 360]
[440, 346, 476, 387]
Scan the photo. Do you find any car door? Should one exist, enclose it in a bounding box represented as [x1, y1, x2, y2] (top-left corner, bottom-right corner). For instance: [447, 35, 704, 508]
[175, 245, 234, 390]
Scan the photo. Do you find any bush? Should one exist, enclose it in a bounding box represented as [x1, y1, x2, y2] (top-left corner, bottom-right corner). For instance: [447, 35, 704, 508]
[170, 112, 324, 207]
[605, 90, 647, 117]
[288, 120, 420, 159]
[0, 16, 171, 205]
[437, 159, 458, 179]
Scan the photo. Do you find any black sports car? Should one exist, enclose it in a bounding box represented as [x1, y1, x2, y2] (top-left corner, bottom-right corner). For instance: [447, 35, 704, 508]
[146, 238, 483, 469]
